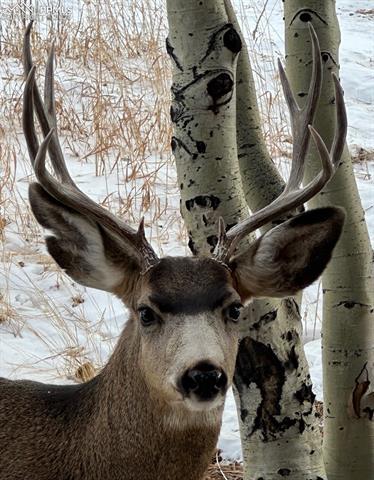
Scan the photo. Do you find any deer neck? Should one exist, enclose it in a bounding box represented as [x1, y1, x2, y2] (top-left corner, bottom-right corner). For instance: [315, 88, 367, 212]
[88, 318, 222, 479]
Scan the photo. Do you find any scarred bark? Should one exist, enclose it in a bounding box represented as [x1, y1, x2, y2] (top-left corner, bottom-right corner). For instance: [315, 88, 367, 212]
[284, 2, 374, 479]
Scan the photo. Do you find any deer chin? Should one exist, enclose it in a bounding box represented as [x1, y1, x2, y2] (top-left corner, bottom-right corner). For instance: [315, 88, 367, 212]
[183, 393, 226, 412]
[163, 397, 224, 431]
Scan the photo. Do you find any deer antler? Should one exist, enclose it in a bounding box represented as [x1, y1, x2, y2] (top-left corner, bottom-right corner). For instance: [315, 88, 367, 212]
[214, 24, 347, 263]
[23, 22, 159, 271]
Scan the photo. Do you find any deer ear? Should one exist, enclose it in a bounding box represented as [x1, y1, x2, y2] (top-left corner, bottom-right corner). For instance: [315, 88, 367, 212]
[29, 183, 140, 293]
[229, 207, 345, 301]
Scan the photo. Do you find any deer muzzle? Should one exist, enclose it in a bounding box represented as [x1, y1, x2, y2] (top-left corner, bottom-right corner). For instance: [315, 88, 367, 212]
[180, 361, 228, 402]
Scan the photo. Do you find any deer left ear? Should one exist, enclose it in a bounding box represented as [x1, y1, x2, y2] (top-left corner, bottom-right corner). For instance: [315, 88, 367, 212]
[229, 207, 345, 301]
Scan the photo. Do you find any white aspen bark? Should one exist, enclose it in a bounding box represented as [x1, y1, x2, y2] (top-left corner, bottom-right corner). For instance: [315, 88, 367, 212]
[284, 2, 374, 479]
[167, 1, 327, 478]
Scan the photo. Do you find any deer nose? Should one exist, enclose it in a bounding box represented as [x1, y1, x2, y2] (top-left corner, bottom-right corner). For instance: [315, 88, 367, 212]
[180, 362, 228, 401]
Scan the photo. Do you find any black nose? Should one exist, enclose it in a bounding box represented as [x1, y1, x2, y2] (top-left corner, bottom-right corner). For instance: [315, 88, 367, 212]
[180, 362, 228, 401]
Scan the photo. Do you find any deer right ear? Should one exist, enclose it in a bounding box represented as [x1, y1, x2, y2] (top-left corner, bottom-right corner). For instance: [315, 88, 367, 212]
[229, 207, 345, 301]
[29, 183, 140, 294]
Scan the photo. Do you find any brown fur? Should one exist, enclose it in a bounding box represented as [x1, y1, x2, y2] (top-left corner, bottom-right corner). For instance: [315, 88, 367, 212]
[0, 315, 221, 480]
[0, 257, 238, 480]
[0, 200, 344, 480]
[0, 207, 344, 480]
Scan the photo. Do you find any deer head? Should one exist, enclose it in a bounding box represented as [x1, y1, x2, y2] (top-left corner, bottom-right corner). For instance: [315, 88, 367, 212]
[22, 23, 346, 417]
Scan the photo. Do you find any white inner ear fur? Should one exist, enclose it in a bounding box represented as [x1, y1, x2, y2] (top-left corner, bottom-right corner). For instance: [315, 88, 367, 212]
[251, 228, 281, 263]
[233, 224, 303, 298]
[55, 211, 124, 291]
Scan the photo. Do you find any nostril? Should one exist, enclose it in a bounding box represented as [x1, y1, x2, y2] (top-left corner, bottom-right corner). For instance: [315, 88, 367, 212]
[180, 363, 228, 400]
[181, 370, 199, 394]
[216, 370, 228, 390]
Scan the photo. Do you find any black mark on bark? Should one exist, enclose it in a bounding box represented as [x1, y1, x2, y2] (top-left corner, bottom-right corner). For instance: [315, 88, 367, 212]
[171, 137, 192, 157]
[207, 235, 218, 252]
[170, 105, 177, 122]
[170, 104, 181, 123]
[294, 383, 316, 405]
[171, 72, 206, 102]
[171, 137, 177, 152]
[321, 51, 338, 66]
[351, 362, 370, 418]
[289, 9, 328, 26]
[207, 73, 233, 99]
[281, 329, 297, 342]
[196, 141, 206, 153]
[334, 300, 370, 309]
[251, 309, 278, 331]
[166, 37, 183, 71]
[241, 408, 248, 422]
[284, 297, 301, 318]
[207, 73, 234, 113]
[185, 195, 221, 212]
[278, 468, 291, 476]
[234, 338, 287, 440]
[299, 12, 312, 22]
[201, 23, 240, 63]
[285, 346, 299, 371]
[223, 27, 242, 53]
[363, 407, 374, 420]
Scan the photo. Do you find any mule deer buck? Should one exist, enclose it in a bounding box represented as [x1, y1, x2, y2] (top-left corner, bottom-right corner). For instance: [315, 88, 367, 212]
[0, 23, 346, 480]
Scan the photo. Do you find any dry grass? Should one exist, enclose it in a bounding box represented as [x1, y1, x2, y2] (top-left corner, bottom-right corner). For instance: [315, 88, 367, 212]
[204, 452, 243, 480]
[0, 0, 178, 378]
[205, 463, 243, 480]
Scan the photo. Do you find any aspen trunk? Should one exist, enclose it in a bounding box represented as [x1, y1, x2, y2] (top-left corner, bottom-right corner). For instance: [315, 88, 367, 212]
[284, 2, 374, 479]
[224, 0, 284, 212]
[167, 1, 326, 478]
[166, 0, 248, 254]
[224, 2, 327, 478]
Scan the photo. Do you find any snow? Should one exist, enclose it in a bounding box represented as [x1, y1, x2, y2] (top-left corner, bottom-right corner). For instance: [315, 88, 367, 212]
[0, 0, 373, 463]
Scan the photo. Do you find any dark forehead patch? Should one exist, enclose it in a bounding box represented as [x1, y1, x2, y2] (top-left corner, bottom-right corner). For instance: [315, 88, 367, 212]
[147, 257, 233, 315]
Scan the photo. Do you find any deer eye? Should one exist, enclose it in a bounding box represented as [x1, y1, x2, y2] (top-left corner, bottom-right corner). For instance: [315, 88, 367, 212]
[225, 303, 243, 322]
[138, 307, 158, 327]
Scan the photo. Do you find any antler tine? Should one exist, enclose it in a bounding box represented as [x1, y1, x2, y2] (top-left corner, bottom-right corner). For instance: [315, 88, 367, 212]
[306, 75, 347, 180]
[23, 21, 73, 184]
[23, 66, 39, 163]
[23, 24, 159, 270]
[331, 73, 347, 166]
[43, 43, 76, 184]
[23, 23, 52, 151]
[44, 42, 57, 128]
[32, 129, 137, 245]
[214, 26, 347, 264]
[281, 23, 322, 193]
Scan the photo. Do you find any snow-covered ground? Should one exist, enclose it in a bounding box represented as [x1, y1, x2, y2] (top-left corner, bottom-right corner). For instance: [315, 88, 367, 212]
[0, 0, 373, 461]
